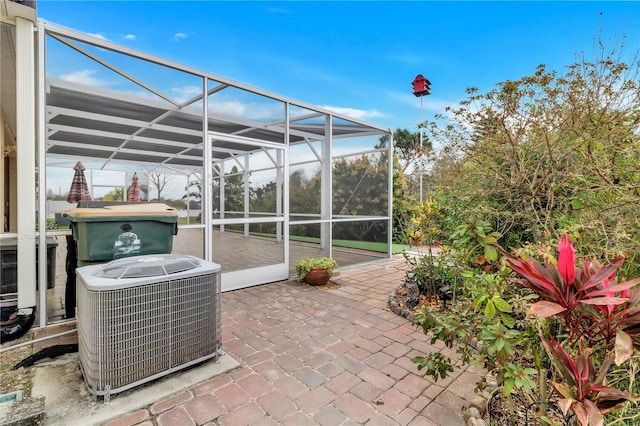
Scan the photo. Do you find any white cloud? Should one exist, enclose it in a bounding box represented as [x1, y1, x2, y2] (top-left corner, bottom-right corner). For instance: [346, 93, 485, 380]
[88, 33, 107, 41]
[174, 32, 189, 41]
[123, 34, 136, 41]
[209, 99, 284, 121]
[210, 99, 245, 117]
[320, 105, 386, 121]
[171, 87, 282, 121]
[58, 70, 110, 88]
[171, 85, 202, 101]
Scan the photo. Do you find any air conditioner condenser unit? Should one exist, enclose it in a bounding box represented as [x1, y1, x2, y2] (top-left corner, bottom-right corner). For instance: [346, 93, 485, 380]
[76, 254, 221, 401]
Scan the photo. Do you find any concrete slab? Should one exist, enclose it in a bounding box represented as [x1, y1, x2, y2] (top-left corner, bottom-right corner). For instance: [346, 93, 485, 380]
[31, 351, 239, 426]
[0, 394, 45, 426]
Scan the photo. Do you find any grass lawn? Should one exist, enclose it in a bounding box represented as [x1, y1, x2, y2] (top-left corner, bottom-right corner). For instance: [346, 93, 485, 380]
[251, 232, 411, 254]
[173, 225, 412, 254]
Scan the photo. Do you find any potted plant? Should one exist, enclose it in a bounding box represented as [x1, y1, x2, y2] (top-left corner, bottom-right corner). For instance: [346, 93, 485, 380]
[296, 257, 337, 286]
[407, 228, 424, 246]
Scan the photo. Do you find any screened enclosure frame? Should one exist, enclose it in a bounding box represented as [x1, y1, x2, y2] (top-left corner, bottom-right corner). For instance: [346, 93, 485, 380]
[2, 17, 394, 329]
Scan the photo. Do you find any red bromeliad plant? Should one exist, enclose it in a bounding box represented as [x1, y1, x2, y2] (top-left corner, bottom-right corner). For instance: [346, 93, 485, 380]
[500, 234, 640, 425]
[541, 336, 633, 426]
[501, 234, 640, 351]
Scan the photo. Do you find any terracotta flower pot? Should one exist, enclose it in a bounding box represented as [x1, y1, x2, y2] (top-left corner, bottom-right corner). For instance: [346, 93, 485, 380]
[408, 238, 423, 246]
[304, 267, 331, 286]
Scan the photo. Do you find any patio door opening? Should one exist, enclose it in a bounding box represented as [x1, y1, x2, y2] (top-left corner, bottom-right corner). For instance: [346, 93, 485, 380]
[208, 134, 288, 291]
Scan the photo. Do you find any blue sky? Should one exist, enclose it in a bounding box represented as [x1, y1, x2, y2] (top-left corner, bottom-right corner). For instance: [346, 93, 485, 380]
[38, 1, 639, 133]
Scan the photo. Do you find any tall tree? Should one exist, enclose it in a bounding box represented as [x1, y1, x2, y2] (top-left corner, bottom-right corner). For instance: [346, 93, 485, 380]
[378, 128, 431, 174]
[332, 153, 389, 242]
[224, 166, 246, 214]
[378, 129, 429, 241]
[147, 173, 173, 201]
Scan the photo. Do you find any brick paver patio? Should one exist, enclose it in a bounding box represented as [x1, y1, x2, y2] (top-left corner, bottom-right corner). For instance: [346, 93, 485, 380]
[103, 254, 481, 426]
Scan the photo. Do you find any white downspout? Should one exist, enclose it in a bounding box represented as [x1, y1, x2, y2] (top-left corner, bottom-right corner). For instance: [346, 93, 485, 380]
[16, 17, 37, 309]
[37, 19, 48, 327]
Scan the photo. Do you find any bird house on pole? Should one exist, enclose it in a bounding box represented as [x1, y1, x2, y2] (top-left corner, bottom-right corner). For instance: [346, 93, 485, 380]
[412, 74, 431, 97]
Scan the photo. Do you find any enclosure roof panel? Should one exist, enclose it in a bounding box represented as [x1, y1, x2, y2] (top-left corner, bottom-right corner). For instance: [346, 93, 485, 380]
[42, 21, 390, 171]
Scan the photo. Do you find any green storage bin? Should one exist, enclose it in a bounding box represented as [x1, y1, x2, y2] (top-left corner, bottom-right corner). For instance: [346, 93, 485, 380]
[64, 203, 178, 262]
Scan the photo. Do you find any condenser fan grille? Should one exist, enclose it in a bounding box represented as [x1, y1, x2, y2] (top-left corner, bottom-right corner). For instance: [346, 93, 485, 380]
[96, 254, 201, 279]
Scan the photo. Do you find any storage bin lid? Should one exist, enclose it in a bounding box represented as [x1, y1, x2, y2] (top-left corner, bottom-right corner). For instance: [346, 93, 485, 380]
[64, 203, 177, 220]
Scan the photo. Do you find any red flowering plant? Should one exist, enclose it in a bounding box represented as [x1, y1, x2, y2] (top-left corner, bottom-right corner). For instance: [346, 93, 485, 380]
[540, 336, 633, 426]
[500, 234, 640, 425]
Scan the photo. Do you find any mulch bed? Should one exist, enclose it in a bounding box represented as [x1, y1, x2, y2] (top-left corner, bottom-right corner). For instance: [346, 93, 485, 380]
[488, 387, 571, 425]
[313, 280, 342, 290]
[394, 285, 449, 311]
